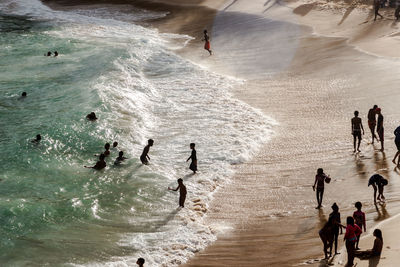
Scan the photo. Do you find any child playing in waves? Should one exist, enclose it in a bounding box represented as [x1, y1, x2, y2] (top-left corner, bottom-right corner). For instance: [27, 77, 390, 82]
[85, 153, 106, 170]
[140, 139, 154, 165]
[168, 178, 187, 208]
[114, 151, 127, 165]
[186, 143, 197, 174]
[353, 202, 366, 250]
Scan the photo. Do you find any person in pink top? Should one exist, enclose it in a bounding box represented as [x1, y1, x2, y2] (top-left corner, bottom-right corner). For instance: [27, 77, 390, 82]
[344, 216, 362, 267]
[353, 201, 366, 250]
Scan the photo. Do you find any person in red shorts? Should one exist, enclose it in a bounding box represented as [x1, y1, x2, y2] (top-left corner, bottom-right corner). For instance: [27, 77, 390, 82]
[202, 29, 212, 55]
[376, 108, 384, 151]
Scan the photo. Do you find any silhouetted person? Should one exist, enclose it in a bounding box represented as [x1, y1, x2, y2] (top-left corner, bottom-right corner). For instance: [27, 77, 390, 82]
[374, 0, 383, 21]
[168, 178, 187, 208]
[329, 203, 343, 255]
[353, 201, 366, 250]
[355, 229, 383, 259]
[113, 141, 118, 149]
[136, 258, 145, 267]
[45, 51, 52, 56]
[319, 216, 334, 259]
[344, 216, 362, 267]
[352, 110, 364, 152]
[85, 153, 106, 170]
[312, 168, 330, 209]
[140, 139, 153, 165]
[368, 174, 386, 203]
[202, 29, 212, 55]
[392, 125, 400, 166]
[31, 134, 41, 143]
[367, 105, 378, 144]
[186, 143, 197, 174]
[376, 108, 384, 151]
[104, 143, 110, 156]
[54, 51, 58, 57]
[21, 92, 27, 97]
[395, 5, 400, 20]
[114, 151, 127, 165]
[86, 112, 97, 121]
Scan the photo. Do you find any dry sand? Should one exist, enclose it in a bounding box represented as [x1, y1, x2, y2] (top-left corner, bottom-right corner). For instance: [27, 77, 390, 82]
[43, 0, 400, 266]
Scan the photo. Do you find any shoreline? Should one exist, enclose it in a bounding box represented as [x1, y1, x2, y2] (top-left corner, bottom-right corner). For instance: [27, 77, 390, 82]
[41, 0, 400, 266]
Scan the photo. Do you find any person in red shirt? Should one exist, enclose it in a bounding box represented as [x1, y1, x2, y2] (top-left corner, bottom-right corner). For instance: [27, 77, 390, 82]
[353, 202, 366, 250]
[312, 168, 330, 209]
[344, 216, 362, 267]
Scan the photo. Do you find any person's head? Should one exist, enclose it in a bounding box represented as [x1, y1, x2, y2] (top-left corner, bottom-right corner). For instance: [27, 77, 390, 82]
[105, 143, 110, 150]
[21, 92, 27, 97]
[373, 229, 383, 242]
[113, 141, 118, 148]
[178, 178, 183, 184]
[346, 216, 354, 226]
[148, 139, 154, 146]
[382, 178, 388, 186]
[119, 151, 123, 157]
[99, 153, 105, 160]
[54, 51, 58, 56]
[354, 110, 359, 117]
[204, 29, 207, 34]
[136, 258, 145, 266]
[36, 134, 41, 141]
[331, 202, 339, 212]
[373, 105, 378, 110]
[190, 143, 195, 149]
[317, 168, 324, 175]
[47, 51, 52, 56]
[376, 108, 381, 114]
[355, 201, 362, 211]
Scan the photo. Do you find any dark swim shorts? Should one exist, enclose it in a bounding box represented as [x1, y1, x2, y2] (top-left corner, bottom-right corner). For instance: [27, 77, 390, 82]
[353, 130, 362, 139]
[395, 139, 400, 151]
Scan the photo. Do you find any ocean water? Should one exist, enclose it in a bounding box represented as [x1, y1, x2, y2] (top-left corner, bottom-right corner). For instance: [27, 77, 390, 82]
[0, 0, 275, 266]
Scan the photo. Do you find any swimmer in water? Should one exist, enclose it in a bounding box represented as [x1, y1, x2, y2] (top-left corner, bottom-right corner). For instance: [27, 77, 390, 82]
[168, 178, 187, 208]
[85, 153, 106, 170]
[45, 51, 52, 56]
[112, 141, 118, 149]
[136, 258, 145, 267]
[21, 92, 27, 97]
[114, 151, 127, 165]
[202, 29, 212, 55]
[140, 139, 154, 165]
[54, 51, 58, 57]
[31, 134, 41, 143]
[86, 112, 97, 121]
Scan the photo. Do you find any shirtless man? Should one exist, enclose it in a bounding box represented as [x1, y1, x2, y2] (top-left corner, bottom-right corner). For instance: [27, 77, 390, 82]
[140, 139, 154, 165]
[352, 111, 364, 152]
[168, 178, 187, 208]
[367, 105, 378, 144]
[376, 108, 384, 151]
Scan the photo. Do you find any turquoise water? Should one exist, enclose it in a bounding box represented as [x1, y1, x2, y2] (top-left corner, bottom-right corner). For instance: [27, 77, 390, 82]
[0, 1, 274, 266]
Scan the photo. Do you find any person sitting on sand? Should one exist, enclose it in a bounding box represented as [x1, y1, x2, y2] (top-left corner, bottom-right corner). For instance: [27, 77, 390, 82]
[114, 151, 127, 165]
[86, 112, 97, 121]
[186, 143, 197, 174]
[344, 216, 362, 267]
[368, 174, 387, 203]
[168, 178, 187, 208]
[319, 216, 335, 259]
[329, 203, 343, 255]
[392, 125, 400, 166]
[85, 153, 106, 170]
[202, 29, 212, 55]
[367, 105, 378, 144]
[312, 168, 330, 209]
[353, 202, 366, 250]
[140, 139, 153, 165]
[352, 111, 364, 152]
[31, 134, 41, 143]
[136, 258, 145, 267]
[376, 108, 384, 151]
[355, 229, 383, 259]
[374, 0, 383, 21]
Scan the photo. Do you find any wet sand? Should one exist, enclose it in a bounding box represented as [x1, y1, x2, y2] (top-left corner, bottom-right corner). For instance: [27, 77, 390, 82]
[43, 0, 400, 266]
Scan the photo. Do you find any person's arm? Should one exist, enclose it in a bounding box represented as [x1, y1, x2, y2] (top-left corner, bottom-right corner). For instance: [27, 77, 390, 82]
[363, 213, 366, 232]
[186, 154, 192, 162]
[168, 185, 180, 192]
[361, 119, 365, 135]
[351, 119, 354, 133]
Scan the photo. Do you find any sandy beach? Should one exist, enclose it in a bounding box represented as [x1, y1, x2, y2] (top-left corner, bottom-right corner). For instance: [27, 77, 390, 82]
[41, 0, 400, 266]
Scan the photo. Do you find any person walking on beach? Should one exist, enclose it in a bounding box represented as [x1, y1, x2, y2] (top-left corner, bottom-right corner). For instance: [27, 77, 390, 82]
[368, 174, 387, 203]
[85, 153, 106, 170]
[353, 202, 366, 250]
[329, 203, 343, 255]
[376, 108, 384, 151]
[355, 229, 383, 259]
[202, 29, 212, 55]
[168, 178, 187, 208]
[344, 216, 362, 267]
[392, 125, 400, 166]
[319, 216, 335, 259]
[374, 0, 384, 21]
[312, 168, 331, 209]
[140, 139, 154, 165]
[186, 143, 197, 174]
[352, 111, 364, 152]
[367, 105, 378, 144]
[136, 258, 145, 267]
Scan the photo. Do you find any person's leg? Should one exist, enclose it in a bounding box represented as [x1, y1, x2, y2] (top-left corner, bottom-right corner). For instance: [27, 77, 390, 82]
[357, 135, 362, 151]
[393, 151, 400, 164]
[373, 184, 377, 203]
[334, 231, 340, 254]
[316, 190, 320, 207]
[346, 240, 355, 266]
[356, 235, 360, 249]
[319, 188, 324, 207]
[353, 134, 357, 152]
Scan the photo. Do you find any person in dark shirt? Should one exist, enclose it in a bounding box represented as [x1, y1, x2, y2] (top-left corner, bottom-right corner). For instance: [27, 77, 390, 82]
[367, 105, 378, 144]
[186, 143, 197, 174]
[376, 108, 384, 151]
[168, 178, 187, 208]
[85, 153, 106, 170]
[351, 111, 364, 152]
[140, 139, 154, 165]
[392, 125, 400, 166]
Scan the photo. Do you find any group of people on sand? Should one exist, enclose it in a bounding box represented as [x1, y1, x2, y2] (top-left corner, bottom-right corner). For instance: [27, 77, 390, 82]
[373, 0, 400, 21]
